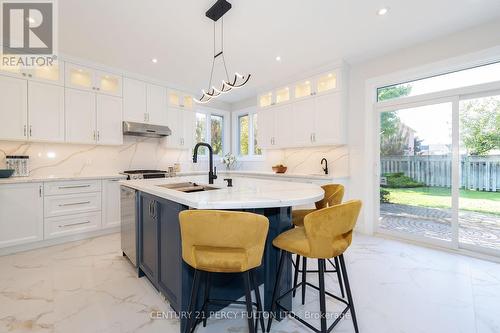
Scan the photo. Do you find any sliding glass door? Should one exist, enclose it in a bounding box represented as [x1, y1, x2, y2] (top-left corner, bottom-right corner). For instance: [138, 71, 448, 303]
[458, 94, 500, 253]
[378, 102, 453, 246]
[377, 93, 500, 256]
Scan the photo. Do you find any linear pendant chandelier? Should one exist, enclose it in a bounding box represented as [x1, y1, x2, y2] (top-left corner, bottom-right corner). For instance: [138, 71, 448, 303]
[195, 0, 251, 104]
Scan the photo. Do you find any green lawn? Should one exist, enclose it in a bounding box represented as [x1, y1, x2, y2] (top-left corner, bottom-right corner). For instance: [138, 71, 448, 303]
[385, 187, 500, 215]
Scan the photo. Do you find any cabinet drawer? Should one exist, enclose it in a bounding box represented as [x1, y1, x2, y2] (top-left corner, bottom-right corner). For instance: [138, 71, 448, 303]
[44, 212, 101, 239]
[44, 192, 101, 217]
[44, 180, 101, 196]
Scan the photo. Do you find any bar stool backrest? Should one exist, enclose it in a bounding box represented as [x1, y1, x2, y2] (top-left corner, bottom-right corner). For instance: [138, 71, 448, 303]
[304, 200, 362, 259]
[315, 184, 344, 210]
[179, 210, 269, 270]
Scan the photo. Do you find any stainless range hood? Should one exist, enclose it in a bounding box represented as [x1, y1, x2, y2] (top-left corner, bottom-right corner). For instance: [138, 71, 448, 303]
[122, 121, 172, 138]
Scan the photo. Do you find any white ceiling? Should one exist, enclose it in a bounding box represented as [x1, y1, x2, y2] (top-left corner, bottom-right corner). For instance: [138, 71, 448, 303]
[59, 0, 500, 103]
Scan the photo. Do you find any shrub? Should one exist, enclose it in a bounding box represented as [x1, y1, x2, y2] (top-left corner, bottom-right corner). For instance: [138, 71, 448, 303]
[380, 188, 391, 203]
[383, 173, 424, 188]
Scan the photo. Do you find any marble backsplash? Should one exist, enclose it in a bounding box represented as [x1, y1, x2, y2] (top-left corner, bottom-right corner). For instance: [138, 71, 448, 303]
[0, 138, 349, 178]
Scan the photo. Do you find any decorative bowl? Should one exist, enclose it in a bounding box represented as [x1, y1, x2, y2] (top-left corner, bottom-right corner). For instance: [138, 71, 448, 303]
[0, 169, 15, 178]
[272, 166, 287, 174]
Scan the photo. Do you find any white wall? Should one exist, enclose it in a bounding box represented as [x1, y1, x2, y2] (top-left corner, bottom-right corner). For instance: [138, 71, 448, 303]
[348, 19, 500, 233]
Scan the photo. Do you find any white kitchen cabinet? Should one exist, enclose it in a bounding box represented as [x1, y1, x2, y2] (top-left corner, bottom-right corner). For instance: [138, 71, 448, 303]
[0, 62, 64, 85]
[96, 94, 123, 145]
[274, 104, 293, 147]
[65, 88, 97, 144]
[44, 211, 101, 240]
[28, 81, 65, 142]
[167, 89, 194, 110]
[44, 192, 102, 218]
[0, 76, 28, 141]
[66, 63, 122, 96]
[102, 179, 121, 228]
[66, 88, 123, 145]
[291, 97, 315, 147]
[164, 107, 195, 149]
[147, 84, 168, 125]
[123, 77, 147, 123]
[314, 91, 345, 145]
[0, 183, 43, 248]
[257, 107, 277, 148]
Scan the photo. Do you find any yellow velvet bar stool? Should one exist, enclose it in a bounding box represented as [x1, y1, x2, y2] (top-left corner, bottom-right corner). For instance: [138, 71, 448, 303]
[291, 184, 345, 304]
[267, 200, 362, 333]
[179, 210, 269, 333]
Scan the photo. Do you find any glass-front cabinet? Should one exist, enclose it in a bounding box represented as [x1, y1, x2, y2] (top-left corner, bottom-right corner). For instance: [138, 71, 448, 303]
[0, 60, 65, 85]
[275, 87, 290, 104]
[294, 80, 312, 99]
[315, 71, 338, 94]
[258, 92, 273, 108]
[257, 67, 342, 109]
[65, 63, 122, 96]
[167, 89, 194, 110]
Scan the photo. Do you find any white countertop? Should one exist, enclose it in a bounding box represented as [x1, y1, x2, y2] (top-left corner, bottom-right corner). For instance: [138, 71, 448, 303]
[0, 174, 126, 184]
[177, 170, 348, 181]
[120, 175, 324, 209]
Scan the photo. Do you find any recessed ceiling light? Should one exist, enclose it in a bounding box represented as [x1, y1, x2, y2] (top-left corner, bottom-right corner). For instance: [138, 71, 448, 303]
[275, 56, 281, 62]
[377, 7, 389, 16]
[151, 58, 158, 63]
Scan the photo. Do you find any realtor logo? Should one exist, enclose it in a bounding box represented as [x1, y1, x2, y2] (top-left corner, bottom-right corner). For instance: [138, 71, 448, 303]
[1, 0, 57, 67]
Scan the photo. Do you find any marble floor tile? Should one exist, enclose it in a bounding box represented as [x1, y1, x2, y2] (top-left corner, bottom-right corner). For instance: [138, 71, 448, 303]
[0, 233, 499, 333]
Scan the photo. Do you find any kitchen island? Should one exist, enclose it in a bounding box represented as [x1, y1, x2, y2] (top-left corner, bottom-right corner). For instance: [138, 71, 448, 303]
[120, 175, 324, 332]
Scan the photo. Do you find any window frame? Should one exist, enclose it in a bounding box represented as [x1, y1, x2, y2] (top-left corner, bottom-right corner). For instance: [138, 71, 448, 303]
[232, 107, 264, 161]
[195, 106, 230, 160]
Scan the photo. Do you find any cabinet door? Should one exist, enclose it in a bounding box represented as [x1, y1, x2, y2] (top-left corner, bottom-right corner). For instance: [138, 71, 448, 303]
[0, 183, 43, 248]
[181, 109, 195, 149]
[274, 103, 293, 148]
[95, 71, 122, 97]
[65, 63, 94, 91]
[257, 108, 276, 148]
[30, 62, 65, 85]
[139, 194, 158, 281]
[158, 199, 183, 310]
[123, 78, 147, 123]
[96, 94, 123, 145]
[314, 92, 345, 145]
[0, 76, 27, 141]
[28, 81, 65, 142]
[102, 179, 121, 229]
[291, 97, 315, 147]
[65, 88, 97, 144]
[164, 107, 181, 148]
[147, 84, 168, 126]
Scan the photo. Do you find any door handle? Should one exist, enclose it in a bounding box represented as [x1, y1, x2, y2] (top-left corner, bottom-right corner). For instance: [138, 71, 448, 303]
[59, 201, 91, 207]
[29, 125, 32, 137]
[58, 220, 91, 228]
[97, 131, 100, 141]
[58, 185, 91, 189]
[23, 125, 27, 137]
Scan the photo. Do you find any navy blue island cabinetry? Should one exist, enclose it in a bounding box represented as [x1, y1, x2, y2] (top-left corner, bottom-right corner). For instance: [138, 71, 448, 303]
[136, 191, 293, 332]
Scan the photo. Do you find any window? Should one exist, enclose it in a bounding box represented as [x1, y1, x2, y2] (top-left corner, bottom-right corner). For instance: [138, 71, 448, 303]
[234, 108, 262, 159]
[210, 115, 224, 156]
[378, 61, 500, 102]
[239, 115, 249, 155]
[194, 108, 228, 157]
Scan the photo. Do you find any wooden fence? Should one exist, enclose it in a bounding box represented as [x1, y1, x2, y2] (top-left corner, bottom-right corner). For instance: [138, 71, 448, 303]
[380, 155, 500, 191]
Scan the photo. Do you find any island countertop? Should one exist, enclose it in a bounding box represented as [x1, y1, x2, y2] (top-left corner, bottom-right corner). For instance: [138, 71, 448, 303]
[120, 175, 324, 209]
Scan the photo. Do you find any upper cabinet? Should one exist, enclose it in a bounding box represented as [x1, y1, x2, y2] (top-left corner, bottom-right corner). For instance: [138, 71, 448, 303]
[167, 89, 194, 110]
[256, 66, 347, 149]
[0, 61, 64, 85]
[65, 63, 122, 97]
[123, 78, 169, 126]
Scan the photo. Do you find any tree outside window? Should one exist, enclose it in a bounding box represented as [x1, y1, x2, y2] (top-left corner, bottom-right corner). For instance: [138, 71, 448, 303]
[195, 113, 207, 155]
[211, 115, 224, 156]
[239, 115, 249, 155]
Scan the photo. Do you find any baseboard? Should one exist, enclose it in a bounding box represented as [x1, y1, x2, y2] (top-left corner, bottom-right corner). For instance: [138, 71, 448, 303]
[0, 227, 120, 256]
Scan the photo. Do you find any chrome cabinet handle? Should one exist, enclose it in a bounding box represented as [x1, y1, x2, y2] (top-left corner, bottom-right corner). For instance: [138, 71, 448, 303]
[23, 125, 27, 137]
[97, 131, 100, 141]
[39, 185, 42, 197]
[28, 74, 32, 78]
[22, 72, 27, 77]
[59, 201, 91, 207]
[58, 221, 90, 228]
[58, 185, 91, 189]
[29, 125, 32, 137]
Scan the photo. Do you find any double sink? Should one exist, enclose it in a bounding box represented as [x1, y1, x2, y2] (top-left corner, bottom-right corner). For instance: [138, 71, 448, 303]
[157, 182, 220, 193]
